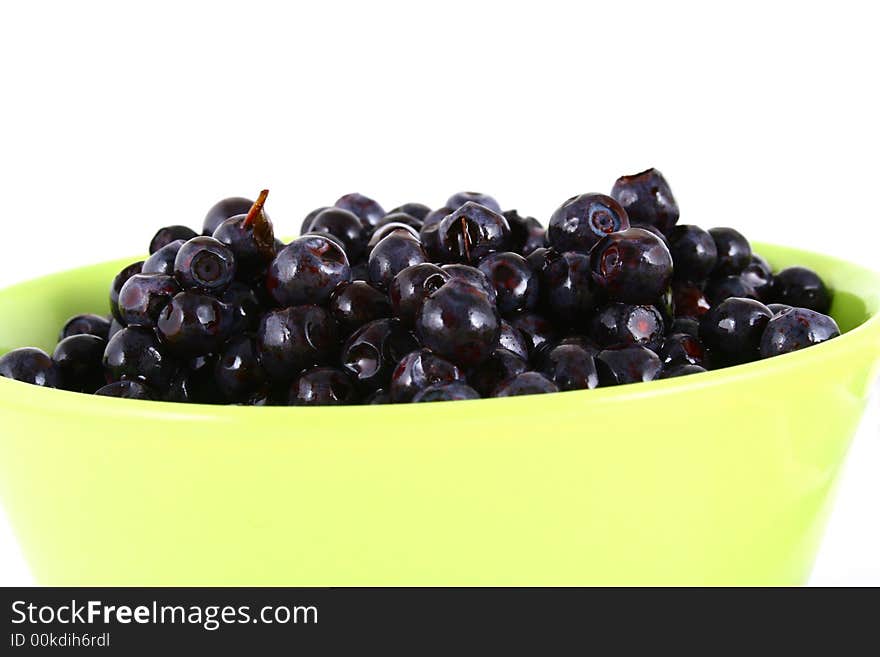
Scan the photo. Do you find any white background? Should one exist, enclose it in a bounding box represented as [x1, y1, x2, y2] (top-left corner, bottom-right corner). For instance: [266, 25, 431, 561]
[0, 1, 877, 585]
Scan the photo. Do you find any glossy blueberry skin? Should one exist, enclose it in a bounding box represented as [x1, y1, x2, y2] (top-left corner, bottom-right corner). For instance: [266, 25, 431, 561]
[759, 308, 840, 358]
[467, 348, 529, 397]
[547, 193, 629, 254]
[672, 281, 711, 318]
[375, 211, 423, 231]
[767, 303, 793, 316]
[478, 251, 539, 316]
[668, 225, 717, 282]
[497, 319, 530, 361]
[705, 275, 758, 306]
[494, 371, 559, 397]
[95, 380, 156, 399]
[389, 264, 450, 326]
[590, 227, 673, 305]
[330, 281, 393, 334]
[709, 227, 751, 276]
[389, 203, 431, 221]
[508, 312, 557, 359]
[367, 231, 428, 291]
[590, 303, 664, 350]
[537, 250, 597, 324]
[257, 305, 338, 382]
[503, 210, 546, 256]
[109, 261, 144, 323]
[203, 197, 254, 236]
[334, 193, 386, 232]
[143, 239, 185, 276]
[538, 343, 598, 391]
[108, 318, 124, 341]
[445, 191, 501, 214]
[419, 207, 451, 260]
[149, 225, 198, 254]
[300, 206, 330, 235]
[659, 364, 707, 379]
[699, 297, 773, 363]
[52, 334, 107, 392]
[670, 317, 701, 338]
[174, 236, 237, 294]
[289, 367, 360, 405]
[267, 235, 352, 306]
[741, 254, 773, 301]
[595, 346, 662, 386]
[341, 318, 419, 390]
[412, 382, 480, 402]
[117, 273, 180, 328]
[103, 326, 177, 388]
[368, 223, 421, 252]
[610, 168, 679, 234]
[0, 347, 59, 387]
[60, 313, 111, 341]
[165, 354, 224, 404]
[305, 208, 368, 261]
[438, 202, 510, 264]
[658, 332, 705, 367]
[390, 349, 463, 403]
[156, 292, 233, 357]
[440, 264, 497, 304]
[220, 282, 262, 335]
[415, 278, 501, 368]
[770, 266, 831, 314]
[215, 335, 267, 402]
[212, 213, 277, 279]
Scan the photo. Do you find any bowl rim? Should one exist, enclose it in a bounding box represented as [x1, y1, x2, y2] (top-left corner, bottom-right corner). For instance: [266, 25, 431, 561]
[1, 240, 880, 420]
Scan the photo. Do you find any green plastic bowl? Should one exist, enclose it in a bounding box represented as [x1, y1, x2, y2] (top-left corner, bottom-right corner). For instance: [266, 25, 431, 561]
[1, 242, 879, 586]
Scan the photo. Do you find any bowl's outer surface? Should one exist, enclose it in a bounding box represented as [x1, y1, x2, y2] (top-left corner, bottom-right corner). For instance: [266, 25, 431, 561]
[1, 242, 879, 586]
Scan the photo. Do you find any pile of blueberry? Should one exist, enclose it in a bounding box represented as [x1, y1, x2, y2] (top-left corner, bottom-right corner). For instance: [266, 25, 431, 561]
[0, 169, 841, 404]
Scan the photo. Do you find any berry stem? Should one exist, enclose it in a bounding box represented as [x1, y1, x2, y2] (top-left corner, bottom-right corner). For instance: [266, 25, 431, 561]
[243, 189, 270, 228]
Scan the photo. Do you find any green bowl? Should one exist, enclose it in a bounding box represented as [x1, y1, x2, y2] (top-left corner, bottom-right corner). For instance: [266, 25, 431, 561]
[1, 242, 879, 586]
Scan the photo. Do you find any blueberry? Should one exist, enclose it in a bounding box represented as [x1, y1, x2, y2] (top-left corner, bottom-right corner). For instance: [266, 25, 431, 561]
[103, 326, 177, 388]
[202, 196, 254, 236]
[610, 168, 679, 234]
[368, 222, 421, 252]
[705, 275, 758, 306]
[508, 312, 557, 358]
[658, 364, 707, 379]
[547, 193, 629, 253]
[117, 273, 180, 328]
[668, 225, 717, 282]
[699, 297, 772, 363]
[143, 239, 186, 276]
[289, 367, 359, 405]
[109, 261, 144, 323]
[446, 191, 501, 214]
[389, 203, 432, 221]
[672, 281, 711, 318]
[595, 346, 662, 386]
[440, 264, 497, 304]
[412, 383, 480, 402]
[503, 209, 546, 256]
[478, 251, 539, 316]
[330, 281, 393, 334]
[305, 208, 368, 261]
[741, 254, 773, 301]
[590, 302, 664, 350]
[374, 211, 423, 232]
[334, 193, 386, 232]
[267, 235, 351, 306]
[467, 348, 529, 397]
[437, 202, 510, 263]
[215, 335, 267, 402]
[767, 303, 793, 316]
[212, 196, 277, 280]
[95, 380, 156, 399]
[538, 343, 598, 391]
[389, 263, 450, 327]
[497, 318, 530, 361]
[52, 334, 106, 392]
[300, 206, 330, 235]
[174, 236, 237, 294]
[770, 266, 831, 314]
[415, 278, 500, 368]
[257, 305, 338, 382]
[341, 318, 419, 390]
[493, 371, 559, 397]
[590, 227, 673, 304]
[709, 228, 751, 275]
[156, 292, 233, 357]
[367, 230, 428, 291]
[670, 317, 701, 338]
[759, 307, 840, 358]
[60, 313, 111, 341]
[165, 354, 224, 404]
[149, 225, 198, 254]
[220, 282, 262, 334]
[0, 347, 59, 387]
[537, 250, 597, 325]
[419, 207, 451, 260]
[658, 332, 705, 367]
[390, 349, 463, 403]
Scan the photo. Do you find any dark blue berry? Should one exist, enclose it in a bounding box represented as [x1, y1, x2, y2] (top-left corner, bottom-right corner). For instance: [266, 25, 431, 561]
[705, 275, 758, 306]
[741, 254, 773, 301]
[595, 346, 661, 386]
[610, 168, 679, 234]
[117, 273, 180, 328]
[60, 313, 111, 341]
[143, 239, 185, 276]
[305, 207, 367, 261]
[497, 319, 530, 360]
[503, 209, 546, 256]
[770, 266, 831, 314]
[389, 203, 432, 221]
[109, 261, 144, 323]
[95, 380, 156, 399]
[149, 225, 197, 254]
[390, 349, 463, 402]
[478, 251, 539, 316]
[759, 307, 839, 358]
[341, 318, 419, 390]
[367, 230, 427, 291]
[203, 197, 254, 236]
[330, 281, 393, 334]
[174, 236, 237, 294]
[389, 263, 450, 327]
[289, 367, 359, 405]
[335, 193, 386, 232]
[446, 191, 501, 214]
[215, 335, 267, 402]
[156, 292, 233, 357]
[412, 382, 480, 402]
[699, 297, 772, 363]
[494, 371, 559, 397]
[0, 347, 59, 387]
[257, 305, 338, 382]
[590, 227, 673, 305]
[52, 334, 106, 392]
[590, 303, 664, 350]
[538, 250, 597, 325]
[267, 235, 351, 306]
[437, 201, 510, 264]
[103, 326, 177, 388]
[547, 193, 629, 253]
[538, 343, 598, 391]
[709, 228, 751, 275]
[658, 332, 705, 367]
[668, 225, 717, 282]
[468, 348, 529, 397]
